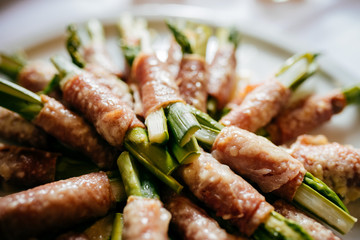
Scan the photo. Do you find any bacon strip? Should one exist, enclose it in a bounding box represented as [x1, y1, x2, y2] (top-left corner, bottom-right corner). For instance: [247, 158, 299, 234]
[0, 107, 50, 149]
[178, 151, 273, 236]
[266, 91, 347, 144]
[122, 196, 171, 240]
[83, 42, 124, 78]
[288, 134, 360, 203]
[166, 39, 182, 79]
[208, 44, 237, 110]
[62, 72, 144, 149]
[220, 79, 291, 132]
[176, 54, 208, 112]
[165, 194, 246, 240]
[0, 144, 57, 187]
[17, 60, 57, 92]
[85, 64, 133, 109]
[273, 200, 341, 240]
[212, 126, 306, 201]
[33, 95, 118, 169]
[132, 53, 184, 117]
[0, 172, 114, 240]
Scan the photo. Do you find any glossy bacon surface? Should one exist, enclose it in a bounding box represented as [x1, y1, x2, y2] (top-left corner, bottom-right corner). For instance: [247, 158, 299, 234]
[274, 200, 341, 240]
[33, 95, 118, 169]
[266, 91, 347, 144]
[176, 54, 208, 112]
[62, 72, 144, 149]
[208, 44, 237, 110]
[0, 172, 114, 240]
[0, 107, 50, 149]
[0, 144, 57, 187]
[178, 151, 273, 236]
[220, 79, 291, 132]
[132, 53, 183, 117]
[165, 194, 246, 240]
[288, 134, 360, 203]
[122, 196, 171, 240]
[212, 126, 306, 200]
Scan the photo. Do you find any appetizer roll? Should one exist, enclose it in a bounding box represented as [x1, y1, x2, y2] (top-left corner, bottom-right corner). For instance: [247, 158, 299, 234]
[33, 94, 118, 169]
[274, 200, 341, 240]
[0, 144, 57, 187]
[61, 71, 144, 148]
[220, 53, 318, 132]
[176, 54, 208, 112]
[266, 91, 347, 144]
[288, 134, 360, 203]
[122, 196, 171, 240]
[178, 151, 274, 236]
[220, 78, 291, 132]
[0, 107, 50, 149]
[212, 126, 306, 201]
[132, 52, 184, 117]
[207, 28, 239, 110]
[18, 60, 57, 92]
[165, 194, 246, 240]
[0, 172, 115, 240]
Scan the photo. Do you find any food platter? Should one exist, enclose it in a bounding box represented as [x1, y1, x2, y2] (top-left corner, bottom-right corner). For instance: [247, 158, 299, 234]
[1, 4, 359, 239]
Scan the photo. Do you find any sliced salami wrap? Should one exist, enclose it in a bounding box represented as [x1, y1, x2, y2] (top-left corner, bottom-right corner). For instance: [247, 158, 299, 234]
[17, 60, 57, 92]
[274, 200, 341, 240]
[132, 53, 184, 117]
[178, 151, 273, 236]
[220, 79, 291, 132]
[62, 73, 144, 148]
[122, 196, 171, 240]
[0, 144, 57, 187]
[165, 194, 246, 240]
[33, 95, 118, 169]
[208, 44, 237, 110]
[266, 91, 347, 144]
[0, 172, 114, 240]
[0, 107, 50, 149]
[212, 126, 306, 200]
[85, 63, 133, 108]
[288, 134, 360, 203]
[176, 54, 208, 112]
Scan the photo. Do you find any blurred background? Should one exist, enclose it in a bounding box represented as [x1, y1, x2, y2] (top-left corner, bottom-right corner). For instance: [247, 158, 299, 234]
[0, 0, 359, 80]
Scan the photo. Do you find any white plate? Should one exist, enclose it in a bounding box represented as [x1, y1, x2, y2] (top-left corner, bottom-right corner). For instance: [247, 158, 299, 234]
[1, 4, 359, 239]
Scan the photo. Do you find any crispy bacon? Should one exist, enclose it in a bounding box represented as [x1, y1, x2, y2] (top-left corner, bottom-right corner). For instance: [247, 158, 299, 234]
[274, 200, 341, 240]
[176, 54, 208, 112]
[132, 53, 184, 117]
[288, 134, 360, 203]
[33, 95, 118, 169]
[122, 196, 171, 240]
[178, 151, 273, 236]
[212, 126, 306, 201]
[266, 91, 347, 144]
[220, 79, 291, 132]
[208, 44, 237, 110]
[0, 144, 57, 187]
[0, 172, 114, 240]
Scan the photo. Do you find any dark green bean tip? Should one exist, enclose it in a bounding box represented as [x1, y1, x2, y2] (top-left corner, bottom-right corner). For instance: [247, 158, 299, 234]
[303, 172, 349, 213]
[342, 83, 360, 105]
[253, 211, 314, 240]
[228, 27, 241, 49]
[0, 52, 26, 80]
[120, 40, 141, 66]
[165, 20, 193, 55]
[66, 24, 86, 68]
[51, 55, 82, 79]
[41, 74, 61, 95]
